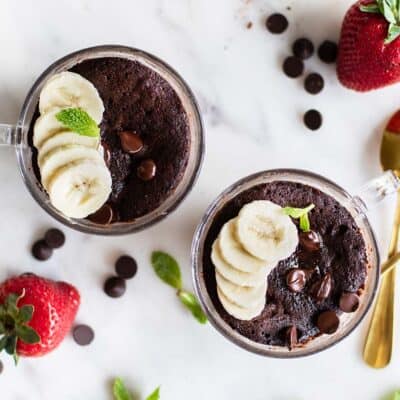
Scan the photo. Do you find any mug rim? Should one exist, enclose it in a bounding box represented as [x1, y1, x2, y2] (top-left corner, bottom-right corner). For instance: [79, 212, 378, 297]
[191, 168, 380, 358]
[15, 45, 204, 235]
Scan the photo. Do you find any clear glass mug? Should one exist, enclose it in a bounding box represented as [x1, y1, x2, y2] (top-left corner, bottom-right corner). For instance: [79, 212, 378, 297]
[192, 169, 399, 358]
[0, 45, 204, 235]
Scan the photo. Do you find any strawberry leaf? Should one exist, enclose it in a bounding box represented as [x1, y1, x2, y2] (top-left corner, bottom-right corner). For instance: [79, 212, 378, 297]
[16, 325, 40, 344]
[0, 336, 7, 352]
[18, 305, 34, 323]
[386, 23, 400, 43]
[360, 3, 380, 12]
[5, 336, 16, 356]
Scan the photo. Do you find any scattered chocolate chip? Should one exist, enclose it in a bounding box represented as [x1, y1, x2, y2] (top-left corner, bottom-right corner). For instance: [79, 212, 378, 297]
[286, 269, 306, 292]
[115, 255, 138, 279]
[339, 292, 360, 313]
[318, 40, 338, 63]
[286, 325, 298, 350]
[137, 159, 156, 181]
[317, 310, 339, 334]
[44, 228, 65, 249]
[88, 204, 114, 225]
[299, 230, 321, 252]
[246, 21, 253, 29]
[283, 56, 304, 78]
[304, 73, 324, 95]
[31, 240, 53, 261]
[119, 131, 144, 154]
[304, 109, 322, 130]
[104, 277, 126, 298]
[312, 273, 332, 302]
[73, 324, 95, 346]
[266, 13, 288, 34]
[0, 360, 3, 374]
[292, 38, 314, 60]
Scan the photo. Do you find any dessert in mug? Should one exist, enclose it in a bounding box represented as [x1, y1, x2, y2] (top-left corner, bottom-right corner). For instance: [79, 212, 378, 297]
[203, 181, 367, 349]
[29, 57, 191, 223]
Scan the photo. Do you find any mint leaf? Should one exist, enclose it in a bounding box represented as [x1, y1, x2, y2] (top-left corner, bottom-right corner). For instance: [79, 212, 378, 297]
[56, 108, 99, 138]
[146, 386, 161, 400]
[283, 204, 315, 232]
[151, 251, 182, 290]
[113, 378, 132, 400]
[178, 291, 207, 324]
[393, 391, 400, 400]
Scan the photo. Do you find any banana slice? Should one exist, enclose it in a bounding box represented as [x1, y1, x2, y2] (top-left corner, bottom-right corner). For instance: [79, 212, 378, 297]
[216, 271, 266, 309]
[40, 145, 104, 190]
[48, 159, 111, 219]
[217, 288, 265, 321]
[236, 200, 298, 262]
[39, 72, 104, 123]
[33, 109, 66, 149]
[219, 219, 270, 273]
[38, 131, 100, 164]
[211, 241, 268, 287]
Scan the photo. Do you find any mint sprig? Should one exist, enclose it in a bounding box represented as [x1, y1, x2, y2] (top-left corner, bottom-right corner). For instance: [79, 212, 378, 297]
[151, 251, 207, 324]
[0, 290, 41, 365]
[56, 107, 100, 137]
[283, 204, 315, 232]
[360, 0, 400, 44]
[112, 378, 160, 400]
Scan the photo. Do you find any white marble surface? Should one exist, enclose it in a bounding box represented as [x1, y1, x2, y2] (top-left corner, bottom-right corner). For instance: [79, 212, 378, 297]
[0, 0, 399, 399]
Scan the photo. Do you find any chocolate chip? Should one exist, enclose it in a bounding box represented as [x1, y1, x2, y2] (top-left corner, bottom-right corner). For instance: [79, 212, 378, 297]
[88, 204, 114, 225]
[31, 240, 53, 261]
[304, 73, 324, 95]
[339, 292, 360, 313]
[115, 255, 138, 279]
[286, 325, 298, 350]
[317, 311, 339, 334]
[318, 40, 338, 63]
[44, 228, 65, 249]
[104, 277, 126, 298]
[299, 230, 321, 252]
[312, 273, 332, 302]
[292, 38, 314, 60]
[119, 131, 144, 154]
[283, 56, 304, 78]
[286, 269, 306, 292]
[266, 13, 288, 34]
[137, 159, 156, 181]
[73, 324, 95, 346]
[304, 109, 322, 130]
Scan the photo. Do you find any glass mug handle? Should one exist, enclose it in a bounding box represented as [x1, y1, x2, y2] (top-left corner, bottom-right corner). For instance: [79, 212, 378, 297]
[352, 170, 400, 213]
[0, 124, 19, 146]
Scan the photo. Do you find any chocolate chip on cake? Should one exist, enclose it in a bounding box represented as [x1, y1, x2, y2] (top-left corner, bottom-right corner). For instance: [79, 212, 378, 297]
[292, 38, 314, 60]
[299, 230, 321, 252]
[283, 56, 304, 78]
[318, 40, 338, 63]
[119, 131, 144, 154]
[88, 204, 114, 225]
[32, 240, 53, 261]
[137, 159, 156, 181]
[311, 273, 332, 302]
[44, 228, 65, 249]
[286, 269, 306, 292]
[266, 13, 288, 34]
[286, 325, 298, 350]
[317, 310, 339, 334]
[339, 292, 360, 313]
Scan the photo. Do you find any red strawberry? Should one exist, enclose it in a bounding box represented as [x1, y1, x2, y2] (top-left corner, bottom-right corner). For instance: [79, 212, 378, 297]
[337, 0, 400, 91]
[0, 274, 80, 361]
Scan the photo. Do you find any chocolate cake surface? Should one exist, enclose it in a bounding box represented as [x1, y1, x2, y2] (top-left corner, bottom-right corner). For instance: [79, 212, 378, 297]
[203, 181, 368, 347]
[30, 57, 191, 222]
